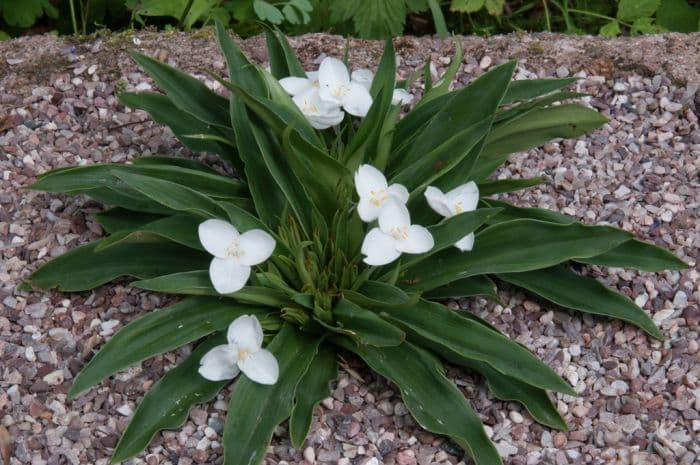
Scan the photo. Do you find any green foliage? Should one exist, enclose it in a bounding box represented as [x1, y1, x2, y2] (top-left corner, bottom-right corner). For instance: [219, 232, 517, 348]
[0, 0, 56, 27]
[329, 0, 428, 38]
[26, 26, 687, 465]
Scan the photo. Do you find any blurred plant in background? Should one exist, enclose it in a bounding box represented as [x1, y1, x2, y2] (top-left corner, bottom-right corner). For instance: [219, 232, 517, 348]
[0, 0, 698, 41]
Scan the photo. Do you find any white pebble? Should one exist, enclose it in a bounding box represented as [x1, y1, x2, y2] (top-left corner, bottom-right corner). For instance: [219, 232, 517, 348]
[43, 370, 65, 385]
[303, 446, 315, 463]
[479, 56, 492, 69]
[117, 404, 133, 416]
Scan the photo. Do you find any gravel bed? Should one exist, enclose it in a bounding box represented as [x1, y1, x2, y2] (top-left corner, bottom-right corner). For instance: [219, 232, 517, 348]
[0, 30, 698, 465]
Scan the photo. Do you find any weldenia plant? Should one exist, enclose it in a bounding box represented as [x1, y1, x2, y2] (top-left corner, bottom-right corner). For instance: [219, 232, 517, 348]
[25, 23, 687, 465]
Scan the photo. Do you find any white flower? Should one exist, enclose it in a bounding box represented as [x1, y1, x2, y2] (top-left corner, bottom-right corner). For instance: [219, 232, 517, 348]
[278, 71, 319, 96]
[318, 57, 372, 117]
[198, 219, 276, 294]
[292, 87, 345, 130]
[361, 198, 434, 266]
[424, 181, 480, 251]
[198, 315, 279, 385]
[392, 88, 413, 106]
[351, 68, 374, 91]
[354, 164, 409, 222]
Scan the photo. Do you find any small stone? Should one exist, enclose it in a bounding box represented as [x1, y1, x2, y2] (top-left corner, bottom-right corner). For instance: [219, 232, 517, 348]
[556, 66, 569, 78]
[303, 446, 315, 463]
[572, 405, 588, 418]
[614, 185, 632, 198]
[496, 441, 518, 457]
[613, 82, 626, 92]
[479, 56, 492, 69]
[673, 291, 688, 308]
[190, 408, 208, 426]
[116, 404, 133, 416]
[553, 432, 567, 448]
[25, 302, 48, 318]
[43, 370, 64, 385]
[509, 411, 523, 423]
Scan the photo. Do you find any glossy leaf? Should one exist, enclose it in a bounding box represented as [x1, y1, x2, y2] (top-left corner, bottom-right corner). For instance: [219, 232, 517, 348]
[379, 299, 574, 394]
[497, 266, 663, 339]
[289, 345, 337, 448]
[333, 299, 405, 347]
[344, 280, 418, 309]
[223, 324, 321, 465]
[118, 92, 239, 167]
[69, 297, 266, 397]
[576, 239, 688, 272]
[27, 236, 209, 292]
[480, 199, 575, 225]
[94, 208, 164, 233]
[472, 104, 608, 181]
[402, 219, 631, 292]
[129, 52, 230, 127]
[424, 275, 499, 301]
[501, 78, 579, 105]
[478, 177, 545, 196]
[114, 171, 229, 219]
[339, 338, 502, 465]
[94, 215, 202, 251]
[133, 271, 293, 307]
[112, 334, 228, 462]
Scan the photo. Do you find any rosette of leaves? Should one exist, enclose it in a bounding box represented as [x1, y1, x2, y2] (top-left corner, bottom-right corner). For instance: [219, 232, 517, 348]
[25, 22, 687, 465]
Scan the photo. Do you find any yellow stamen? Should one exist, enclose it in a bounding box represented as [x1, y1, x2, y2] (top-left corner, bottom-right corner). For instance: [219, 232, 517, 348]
[237, 348, 250, 361]
[390, 226, 409, 241]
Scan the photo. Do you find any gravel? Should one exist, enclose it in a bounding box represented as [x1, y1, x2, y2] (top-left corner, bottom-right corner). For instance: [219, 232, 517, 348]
[1, 30, 699, 465]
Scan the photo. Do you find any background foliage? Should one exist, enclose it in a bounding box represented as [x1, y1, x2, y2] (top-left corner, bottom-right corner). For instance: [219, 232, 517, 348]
[1, 0, 698, 40]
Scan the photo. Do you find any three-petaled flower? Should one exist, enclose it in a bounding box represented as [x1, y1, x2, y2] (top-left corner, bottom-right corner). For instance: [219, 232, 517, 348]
[425, 181, 480, 251]
[318, 57, 373, 117]
[354, 164, 409, 222]
[198, 314, 279, 385]
[198, 219, 276, 294]
[361, 198, 434, 266]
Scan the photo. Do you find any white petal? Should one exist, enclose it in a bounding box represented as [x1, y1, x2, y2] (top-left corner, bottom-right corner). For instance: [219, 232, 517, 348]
[342, 82, 372, 117]
[355, 164, 388, 198]
[307, 107, 345, 129]
[199, 219, 239, 258]
[357, 197, 382, 223]
[378, 198, 411, 233]
[392, 88, 413, 105]
[278, 77, 312, 96]
[446, 181, 479, 214]
[306, 71, 319, 81]
[319, 57, 350, 88]
[227, 314, 264, 351]
[361, 228, 401, 266]
[424, 186, 453, 218]
[396, 225, 435, 254]
[237, 229, 276, 266]
[238, 348, 279, 385]
[209, 258, 250, 294]
[385, 183, 409, 204]
[198, 345, 240, 381]
[455, 232, 475, 252]
[351, 68, 374, 91]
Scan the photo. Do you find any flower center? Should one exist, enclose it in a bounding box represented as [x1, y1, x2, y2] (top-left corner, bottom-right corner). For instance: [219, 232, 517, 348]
[301, 99, 319, 115]
[369, 189, 388, 207]
[225, 240, 244, 258]
[453, 202, 463, 214]
[236, 348, 250, 362]
[390, 226, 409, 241]
[332, 84, 349, 98]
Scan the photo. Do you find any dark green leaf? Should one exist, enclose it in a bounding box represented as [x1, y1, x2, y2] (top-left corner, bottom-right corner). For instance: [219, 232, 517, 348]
[94, 208, 165, 233]
[95, 217, 200, 251]
[472, 104, 608, 181]
[131, 155, 220, 174]
[576, 239, 688, 272]
[338, 338, 502, 465]
[223, 324, 321, 465]
[424, 275, 499, 301]
[656, 0, 700, 32]
[27, 236, 209, 292]
[70, 297, 266, 397]
[501, 78, 578, 105]
[128, 52, 230, 127]
[480, 199, 575, 225]
[617, 0, 660, 21]
[118, 92, 239, 167]
[401, 219, 631, 292]
[344, 280, 419, 308]
[112, 334, 228, 462]
[114, 171, 229, 219]
[379, 299, 574, 394]
[290, 345, 337, 448]
[478, 177, 545, 196]
[497, 266, 663, 339]
[333, 299, 405, 347]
